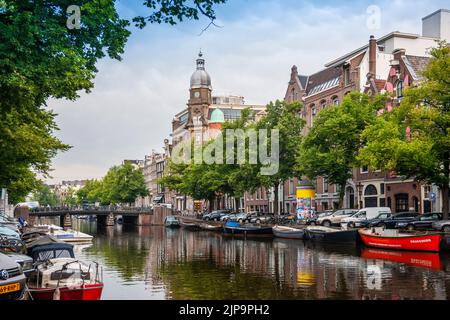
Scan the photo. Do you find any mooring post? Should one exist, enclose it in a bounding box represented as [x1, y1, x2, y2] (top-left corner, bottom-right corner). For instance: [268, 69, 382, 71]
[62, 213, 72, 229]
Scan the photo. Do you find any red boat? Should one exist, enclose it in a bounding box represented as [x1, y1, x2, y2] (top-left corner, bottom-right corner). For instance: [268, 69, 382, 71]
[361, 248, 442, 270]
[29, 283, 104, 300]
[358, 228, 443, 252]
[28, 258, 104, 300]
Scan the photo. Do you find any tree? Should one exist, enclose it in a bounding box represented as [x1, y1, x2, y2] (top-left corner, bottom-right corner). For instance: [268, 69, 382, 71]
[0, 0, 226, 203]
[257, 100, 305, 215]
[358, 42, 450, 219]
[31, 183, 58, 207]
[297, 93, 382, 208]
[101, 163, 149, 205]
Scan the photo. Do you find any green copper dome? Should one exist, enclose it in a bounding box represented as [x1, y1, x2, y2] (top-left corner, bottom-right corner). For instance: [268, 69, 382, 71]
[210, 109, 225, 123]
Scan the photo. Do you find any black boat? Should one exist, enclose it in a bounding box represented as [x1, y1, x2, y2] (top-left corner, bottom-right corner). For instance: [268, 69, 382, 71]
[223, 222, 273, 237]
[305, 226, 358, 243]
[272, 225, 306, 239]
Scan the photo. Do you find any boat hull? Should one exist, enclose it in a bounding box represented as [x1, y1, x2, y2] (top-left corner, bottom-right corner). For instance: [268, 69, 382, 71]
[272, 226, 305, 239]
[306, 228, 358, 242]
[29, 283, 103, 300]
[223, 225, 273, 237]
[180, 222, 202, 231]
[359, 229, 443, 252]
[199, 223, 222, 232]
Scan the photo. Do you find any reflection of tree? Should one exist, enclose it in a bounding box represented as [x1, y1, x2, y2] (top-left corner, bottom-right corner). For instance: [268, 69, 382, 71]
[85, 233, 148, 281]
[159, 259, 304, 300]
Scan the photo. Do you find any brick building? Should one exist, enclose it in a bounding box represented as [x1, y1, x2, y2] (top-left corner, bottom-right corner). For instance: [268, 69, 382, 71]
[282, 9, 450, 214]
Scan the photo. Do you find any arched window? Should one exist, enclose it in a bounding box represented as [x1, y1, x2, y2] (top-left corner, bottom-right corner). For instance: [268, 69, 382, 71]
[320, 99, 327, 110]
[396, 81, 404, 98]
[364, 185, 378, 208]
[364, 185, 378, 196]
[310, 104, 316, 126]
[331, 96, 339, 105]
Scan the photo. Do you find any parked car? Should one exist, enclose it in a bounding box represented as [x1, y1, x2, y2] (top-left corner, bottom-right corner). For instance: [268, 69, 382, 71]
[341, 207, 392, 228]
[232, 213, 251, 223]
[432, 219, 450, 233]
[366, 212, 420, 229]
[305, 211, 333, 225]
[249, 213, 274, 224]
[220, 213, 238, 222]
[0, 252, 27, 300]
[316, 209, 359, 227]
[396, 212, 442, 231]
[0, 225, 21, 240]
[203, 210, 231, 221]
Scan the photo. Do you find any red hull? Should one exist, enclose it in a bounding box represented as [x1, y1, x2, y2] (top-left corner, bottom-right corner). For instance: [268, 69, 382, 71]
[361, 248, 442, 270]
[29, 283, 103, 300]
[359, 229, 443, 252]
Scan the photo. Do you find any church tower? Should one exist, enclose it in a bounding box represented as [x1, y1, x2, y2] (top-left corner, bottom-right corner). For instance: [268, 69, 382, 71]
[186, 51, 212, 130]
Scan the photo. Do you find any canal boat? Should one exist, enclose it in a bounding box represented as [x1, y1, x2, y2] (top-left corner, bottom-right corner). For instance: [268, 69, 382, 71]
[27, 258, 104, 300]
[361, 248, 442, 271]
[164, 216, 181, 228]
[29, 224, 94, 243]
[223, 221, 273, 237]
[272, 225, 306, 239]
[199, 223, 222, 232]
[179, 220, 202, 231]
[358, 228, 443, 252]
[305, 226, 358, 243]
[25, 236, 104, 300]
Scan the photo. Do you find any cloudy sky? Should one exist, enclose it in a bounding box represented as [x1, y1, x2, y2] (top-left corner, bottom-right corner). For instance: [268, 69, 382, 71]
[46, 0, 449, 183]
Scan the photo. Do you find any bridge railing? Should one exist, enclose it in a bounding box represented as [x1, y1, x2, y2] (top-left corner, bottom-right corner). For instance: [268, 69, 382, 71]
[30, 206, 154, 213]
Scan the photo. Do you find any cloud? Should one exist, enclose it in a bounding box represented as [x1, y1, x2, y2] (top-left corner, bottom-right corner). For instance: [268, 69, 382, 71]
[46, 0, 449, 183]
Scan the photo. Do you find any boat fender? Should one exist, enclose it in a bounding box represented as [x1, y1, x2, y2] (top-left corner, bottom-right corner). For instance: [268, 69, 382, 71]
[53, 287, 61, 300]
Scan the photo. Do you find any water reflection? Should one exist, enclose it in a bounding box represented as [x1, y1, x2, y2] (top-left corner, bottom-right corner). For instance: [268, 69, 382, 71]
[71, 222, 450, 300]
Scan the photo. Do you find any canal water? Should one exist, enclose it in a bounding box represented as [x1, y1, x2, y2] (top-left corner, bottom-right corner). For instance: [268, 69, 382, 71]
[69, 220, 450, 300]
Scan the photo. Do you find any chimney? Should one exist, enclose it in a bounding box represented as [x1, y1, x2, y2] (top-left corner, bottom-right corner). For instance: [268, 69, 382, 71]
[422, 9, 450, 42]
[369, 35, 377, 77]
[290, 65, 298, 83]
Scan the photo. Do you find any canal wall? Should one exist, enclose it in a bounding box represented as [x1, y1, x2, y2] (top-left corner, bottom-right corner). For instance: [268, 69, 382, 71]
[146, 206, 174, 226]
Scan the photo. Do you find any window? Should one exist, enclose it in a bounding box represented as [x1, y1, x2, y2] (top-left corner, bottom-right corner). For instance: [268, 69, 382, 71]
[361, 166, 369, 174]
[424, 185, 431, 199]
[396, 81, 404, 99]
[323, 178, 329, 193]
[395, 194, 409, 212]
[310, 104, 316, 126]
[331, 96, 340, 106]
[289, 180, 295, 196]
[380, 183, 385, 195]
[320, 100, 327, 111]
[344, 66, 351, 86]
[365, 185, 378, 196]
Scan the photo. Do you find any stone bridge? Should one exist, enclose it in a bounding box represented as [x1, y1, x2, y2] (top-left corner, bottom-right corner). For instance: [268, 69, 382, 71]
[22, 207, 174, 228]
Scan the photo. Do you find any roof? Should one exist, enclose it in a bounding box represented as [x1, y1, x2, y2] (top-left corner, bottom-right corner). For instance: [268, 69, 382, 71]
[325, 32, 422, 68]
[299, 66, 342, 98]
[402, 55, 430, 81]
[210, 108, 225, 123]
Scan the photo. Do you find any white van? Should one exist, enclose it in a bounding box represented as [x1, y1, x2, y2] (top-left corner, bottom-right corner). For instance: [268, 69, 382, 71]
[341, 207, 392, 228]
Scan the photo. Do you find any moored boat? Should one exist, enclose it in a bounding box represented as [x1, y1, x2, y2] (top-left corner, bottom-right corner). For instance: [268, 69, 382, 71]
[28, 258, 104, 300]
[164, 216, 181, 228]
[179, 220, 202, 231]
[223, 222, 273, 237]
[272, 225, 306, 239]
[305, 226, 358, 243]
[358, 228, 443, 252]
[199, 223, 222, 232]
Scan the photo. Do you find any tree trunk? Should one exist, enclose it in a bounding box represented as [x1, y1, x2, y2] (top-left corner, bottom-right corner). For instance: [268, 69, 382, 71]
[338, 183, 346, 209]
[209, 196, 215, 212]
[442, 184, 449, 220]
[274, 182, 280, 216]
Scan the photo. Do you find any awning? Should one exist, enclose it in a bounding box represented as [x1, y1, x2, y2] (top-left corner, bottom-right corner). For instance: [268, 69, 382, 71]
[153, 196, 163, 203]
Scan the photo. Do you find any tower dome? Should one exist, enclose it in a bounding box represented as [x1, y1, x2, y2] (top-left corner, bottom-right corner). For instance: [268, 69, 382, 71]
[190, 51, 212, 89]
[210, 108, 225, 123]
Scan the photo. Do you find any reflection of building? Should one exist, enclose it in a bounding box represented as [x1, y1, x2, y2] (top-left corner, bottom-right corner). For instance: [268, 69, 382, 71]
[283, 9, 450, 214]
